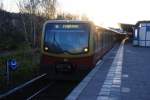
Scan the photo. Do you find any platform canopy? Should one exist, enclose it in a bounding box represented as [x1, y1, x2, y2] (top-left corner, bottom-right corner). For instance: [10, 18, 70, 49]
[135, 20, 150, 27]
[119, 23, 134, 33]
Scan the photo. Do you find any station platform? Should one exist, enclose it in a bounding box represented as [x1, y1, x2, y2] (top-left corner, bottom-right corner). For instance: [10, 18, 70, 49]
[65, 40, 150, 100]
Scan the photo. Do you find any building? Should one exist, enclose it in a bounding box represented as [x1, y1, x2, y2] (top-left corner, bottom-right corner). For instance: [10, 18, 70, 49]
[133, 21, 150, 47]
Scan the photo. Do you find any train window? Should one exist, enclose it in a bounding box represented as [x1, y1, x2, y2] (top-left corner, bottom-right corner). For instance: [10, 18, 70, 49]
[100, 31, 103, 49]
[103, 31, 106, 48]
[106, 32, 108, 48]
[98, 31, 103, 50]
[44, 23, 90, 54]
[94, 31, 99, 51]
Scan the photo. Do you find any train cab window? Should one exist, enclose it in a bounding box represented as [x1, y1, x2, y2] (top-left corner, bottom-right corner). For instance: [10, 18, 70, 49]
[44, 23, 90, 54]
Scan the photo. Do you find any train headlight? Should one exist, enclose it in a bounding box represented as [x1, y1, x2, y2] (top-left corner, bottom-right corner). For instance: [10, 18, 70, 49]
[44, 47, 48, 51]
[84, 48, 88, 52]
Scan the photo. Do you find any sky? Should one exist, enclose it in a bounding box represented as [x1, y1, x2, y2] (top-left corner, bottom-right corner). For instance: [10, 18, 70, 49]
[2, 0, 150, 27]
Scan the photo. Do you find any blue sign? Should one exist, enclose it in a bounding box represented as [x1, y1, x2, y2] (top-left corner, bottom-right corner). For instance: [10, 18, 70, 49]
[8, 59, 17, 70]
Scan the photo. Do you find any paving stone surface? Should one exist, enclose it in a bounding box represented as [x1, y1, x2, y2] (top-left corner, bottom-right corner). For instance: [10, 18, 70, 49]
[67, 42, 150, 100]
[77, 44, 120, 100]
[121, 43, 150, 100]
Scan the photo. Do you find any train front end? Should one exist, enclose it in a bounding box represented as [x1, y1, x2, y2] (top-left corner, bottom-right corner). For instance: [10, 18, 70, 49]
[40, 20, 94, 79]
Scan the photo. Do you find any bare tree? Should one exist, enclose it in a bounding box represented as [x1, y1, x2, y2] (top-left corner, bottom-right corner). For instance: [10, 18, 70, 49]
[17, 0, 58, 47]
[17, 0, 41, 47]
[40, 0, 57, 19]
[17, 2, 29, 43]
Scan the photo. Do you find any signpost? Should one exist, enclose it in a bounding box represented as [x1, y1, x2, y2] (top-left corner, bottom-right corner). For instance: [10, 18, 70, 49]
[6, 59, 17, 85]
[6, 60, 10, 85]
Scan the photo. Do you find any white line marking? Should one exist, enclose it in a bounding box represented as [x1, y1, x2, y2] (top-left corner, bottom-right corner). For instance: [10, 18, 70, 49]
[66, 39, 127, 100]
[97, 39, 126, 100]
[65, 60, 102, 100]
[0, 73, 47, 99]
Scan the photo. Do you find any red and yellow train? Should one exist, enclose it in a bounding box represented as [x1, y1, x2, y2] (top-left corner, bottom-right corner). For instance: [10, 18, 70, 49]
[40, 20, 122, 79]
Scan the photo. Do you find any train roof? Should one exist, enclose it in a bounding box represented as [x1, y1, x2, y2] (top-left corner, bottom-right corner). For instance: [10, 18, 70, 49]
[44, 20, 93, 24]
[43, 20, 123, 34]
[96, 25, 122, 34]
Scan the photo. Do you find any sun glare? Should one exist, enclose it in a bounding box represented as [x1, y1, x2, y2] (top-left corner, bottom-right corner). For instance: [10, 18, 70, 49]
[87, 14, 120, 28]
[3, 0, 150, 28]
[58, 0, 123, 28]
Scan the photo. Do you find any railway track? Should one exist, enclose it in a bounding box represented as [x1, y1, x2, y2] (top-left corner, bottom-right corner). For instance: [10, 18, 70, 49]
[0, 73, 82, 100]
[26, 83, 54, 100]
[0, 73, 52, 100]
[33, 80, 80, 100]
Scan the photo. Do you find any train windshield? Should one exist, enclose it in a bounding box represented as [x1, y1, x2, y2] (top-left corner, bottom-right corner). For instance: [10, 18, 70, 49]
[44, 23, 90, 54]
